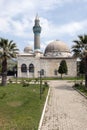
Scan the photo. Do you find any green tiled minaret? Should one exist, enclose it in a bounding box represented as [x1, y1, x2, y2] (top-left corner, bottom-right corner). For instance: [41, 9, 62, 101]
[33, 15, 41, 51]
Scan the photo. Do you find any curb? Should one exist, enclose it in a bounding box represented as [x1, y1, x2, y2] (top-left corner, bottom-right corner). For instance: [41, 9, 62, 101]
[38, 87, 50, 130]
[73, 87, 87, 99]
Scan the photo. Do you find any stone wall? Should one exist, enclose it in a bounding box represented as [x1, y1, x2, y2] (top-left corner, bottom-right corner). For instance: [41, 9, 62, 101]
[17, 56, 77, 78]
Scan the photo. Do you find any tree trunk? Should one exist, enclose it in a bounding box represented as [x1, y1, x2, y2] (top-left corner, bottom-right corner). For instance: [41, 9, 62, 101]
[85, 55, 87, 88]
[2, 74, 7, 86]
[1, 57, 7, 86]
[61, 74, 63, 79]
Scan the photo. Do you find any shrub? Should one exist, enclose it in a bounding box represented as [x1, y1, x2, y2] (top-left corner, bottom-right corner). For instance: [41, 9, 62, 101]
[44, 81, 49, 87]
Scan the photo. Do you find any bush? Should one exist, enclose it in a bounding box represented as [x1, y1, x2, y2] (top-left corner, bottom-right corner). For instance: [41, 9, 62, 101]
[74, 83, 80, 87]
[21, 80, 30, 87]
[34, 78, 39, 84]
[44, 81, 49, 87]
[8, 78, 13, 83]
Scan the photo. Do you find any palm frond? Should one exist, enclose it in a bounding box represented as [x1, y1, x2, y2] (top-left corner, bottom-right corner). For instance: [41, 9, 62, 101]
[0, 38, 19, 60]
[72, 34, 87, 58]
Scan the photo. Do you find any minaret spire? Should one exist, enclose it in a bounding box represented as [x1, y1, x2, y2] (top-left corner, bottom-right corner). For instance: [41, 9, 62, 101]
[36, 13, 39, 20]
[33, 15, 41, 52]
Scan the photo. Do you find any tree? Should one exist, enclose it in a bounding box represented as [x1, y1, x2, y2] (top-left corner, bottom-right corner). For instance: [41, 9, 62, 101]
[79, 59, 85, 75]
[58, 60, 68, 79]
[72, 34, 87, 87]
[77, 59, 85, 84]
[0, 62, 2, 75]
[0, 38, 19, 86]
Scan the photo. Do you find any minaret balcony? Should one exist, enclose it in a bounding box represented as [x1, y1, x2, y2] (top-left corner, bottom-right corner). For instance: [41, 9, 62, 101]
[33, 26, 41, 34]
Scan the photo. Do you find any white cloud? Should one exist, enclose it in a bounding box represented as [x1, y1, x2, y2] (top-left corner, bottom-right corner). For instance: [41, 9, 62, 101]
[39, 0, 87, 10]
[39, 18, 87, 51]
[0, 17, 10, 32]
[0, 0, 87, 37]
[0, 13, 87, 41]
[0, 0, 87, 18]
[0, 0, 87, 51]
[58, 21, 87, 35]
[40, 17, 87, 39]
[0, 16, 34, 37]
[0, 0, 35, 17]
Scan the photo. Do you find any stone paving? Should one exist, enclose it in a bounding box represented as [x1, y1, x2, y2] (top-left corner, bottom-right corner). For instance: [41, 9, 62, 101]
[41, 80, 87, 130]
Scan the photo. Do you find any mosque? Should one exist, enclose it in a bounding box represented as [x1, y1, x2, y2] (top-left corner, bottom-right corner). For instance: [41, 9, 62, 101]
[17, 16, 77, 78]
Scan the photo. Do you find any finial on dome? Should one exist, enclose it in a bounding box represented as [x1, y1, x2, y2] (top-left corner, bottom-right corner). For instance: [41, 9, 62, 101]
[35, 13, 39, 20]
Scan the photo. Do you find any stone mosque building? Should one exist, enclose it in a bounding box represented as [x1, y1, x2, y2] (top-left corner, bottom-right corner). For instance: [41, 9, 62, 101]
[17, 15, 77, 78]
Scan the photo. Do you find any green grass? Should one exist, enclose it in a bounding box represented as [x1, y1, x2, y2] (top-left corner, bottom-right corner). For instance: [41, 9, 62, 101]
[73, 84, 87, 96]
[0, 83, 48, 130]
[45, 76, 85, 81]
[13, 76, 85, 81]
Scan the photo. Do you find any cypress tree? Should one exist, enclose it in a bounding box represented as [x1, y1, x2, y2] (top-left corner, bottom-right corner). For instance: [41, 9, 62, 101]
[58, 60, 68, 78]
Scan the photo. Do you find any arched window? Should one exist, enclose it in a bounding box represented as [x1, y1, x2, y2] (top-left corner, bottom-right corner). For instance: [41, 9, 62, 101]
[21, 64, 27, 72]
[29, 64, 34, 73]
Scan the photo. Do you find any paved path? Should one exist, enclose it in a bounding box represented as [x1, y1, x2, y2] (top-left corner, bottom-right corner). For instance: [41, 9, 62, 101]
[41, 80, 87, 130]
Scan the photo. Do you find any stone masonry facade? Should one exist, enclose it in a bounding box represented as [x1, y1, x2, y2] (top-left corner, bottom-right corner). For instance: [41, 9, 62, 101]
[17, 55, 77, 78]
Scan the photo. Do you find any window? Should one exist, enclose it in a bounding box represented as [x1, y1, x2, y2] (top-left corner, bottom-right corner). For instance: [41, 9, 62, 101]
[29, 64, 34, 73]
[21, 64, 27, 72]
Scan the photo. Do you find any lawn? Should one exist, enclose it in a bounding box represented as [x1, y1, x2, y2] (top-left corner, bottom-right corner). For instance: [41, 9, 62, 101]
[0, 83, 48, 130]
[73, 83, 87, 96]
[14, 76, 85, 81]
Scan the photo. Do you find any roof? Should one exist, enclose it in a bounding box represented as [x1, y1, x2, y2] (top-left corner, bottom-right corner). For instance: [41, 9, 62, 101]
[44, 40, 71, 57]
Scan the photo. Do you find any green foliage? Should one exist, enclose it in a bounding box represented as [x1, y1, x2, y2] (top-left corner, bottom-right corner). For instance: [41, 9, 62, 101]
[0, 91, 7, 99]
[22, 80, 30, 87]
[8, 59, 17, 72]
[72, 34, 87, 58]
[73, 83, 87, 96]
[72, 34, 87, 88]
[34, 78, 39, 84]
[0, 62, 2, 74]
[44, 81, 49, 87]
[0, 38, 19, 86]
[0, 83, 48, 129]
[58, 60, 68, 78]
[21, 79, 32, 87]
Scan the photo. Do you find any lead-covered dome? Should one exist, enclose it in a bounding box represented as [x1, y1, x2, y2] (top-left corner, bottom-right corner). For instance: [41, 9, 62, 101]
[24, 46, 33, 53]
[44, 40, 71, 57]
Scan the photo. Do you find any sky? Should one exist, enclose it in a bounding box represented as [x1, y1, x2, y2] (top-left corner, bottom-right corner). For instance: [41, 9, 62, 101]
[0, 0, 87, 52]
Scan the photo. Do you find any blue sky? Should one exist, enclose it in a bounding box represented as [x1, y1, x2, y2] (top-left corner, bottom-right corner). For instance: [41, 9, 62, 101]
[0, 0, 87, 52]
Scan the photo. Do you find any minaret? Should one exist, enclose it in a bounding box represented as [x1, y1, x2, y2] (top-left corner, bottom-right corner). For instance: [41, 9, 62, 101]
[33, 15, 41, 52]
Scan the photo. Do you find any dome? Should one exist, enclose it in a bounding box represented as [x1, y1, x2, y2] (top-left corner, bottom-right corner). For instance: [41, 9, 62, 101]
[24, 46, 33, 53]
[44, 40, 71, 57]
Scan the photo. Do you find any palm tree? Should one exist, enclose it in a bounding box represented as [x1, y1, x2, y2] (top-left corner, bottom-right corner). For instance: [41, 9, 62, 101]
[0, 38, 19, 86]
[72, 34, 87, 87]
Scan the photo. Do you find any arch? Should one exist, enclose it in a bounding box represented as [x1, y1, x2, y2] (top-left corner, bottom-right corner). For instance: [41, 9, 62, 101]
[21, 64, 27, 72]
[29, 64, 34, 73]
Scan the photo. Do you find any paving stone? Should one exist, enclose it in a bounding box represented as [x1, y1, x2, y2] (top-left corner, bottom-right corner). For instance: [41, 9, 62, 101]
[41, 80, 87, 130]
